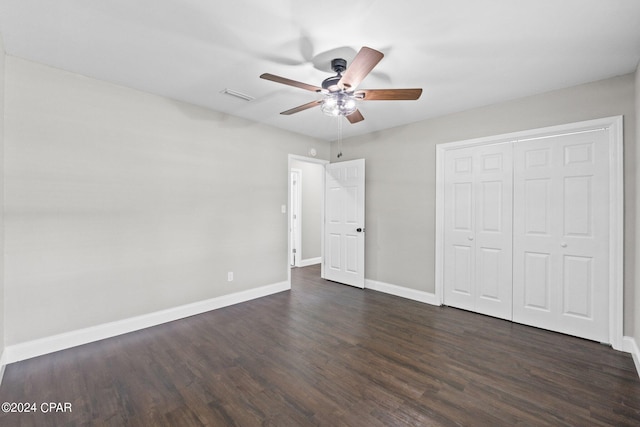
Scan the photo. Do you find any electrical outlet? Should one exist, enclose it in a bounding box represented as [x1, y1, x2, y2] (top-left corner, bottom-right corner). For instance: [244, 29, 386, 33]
[227, 272, 234, 282]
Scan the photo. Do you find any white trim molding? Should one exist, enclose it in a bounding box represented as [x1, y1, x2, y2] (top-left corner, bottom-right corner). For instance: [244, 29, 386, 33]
[0, 351, 6, 385]
[290, 167, 303, 268]
[622, 336, 640, 378]
[435, 116, 624, 350]
[299, 257, 321, 267]
[3, 281, 290, 365]
[365, 279, 440, 306]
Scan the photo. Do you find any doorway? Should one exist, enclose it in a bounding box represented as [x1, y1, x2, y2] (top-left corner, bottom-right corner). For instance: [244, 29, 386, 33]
[288, 155, 328, 282]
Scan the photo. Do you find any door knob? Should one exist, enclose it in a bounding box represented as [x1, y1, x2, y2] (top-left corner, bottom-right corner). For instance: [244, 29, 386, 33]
[468, 236, 474, 241]
[560, 242, 568, 248]
[356, 228, 364, 233]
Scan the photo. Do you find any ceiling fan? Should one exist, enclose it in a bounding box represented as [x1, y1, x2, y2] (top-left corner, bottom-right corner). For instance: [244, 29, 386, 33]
[260, 46, 422, 124]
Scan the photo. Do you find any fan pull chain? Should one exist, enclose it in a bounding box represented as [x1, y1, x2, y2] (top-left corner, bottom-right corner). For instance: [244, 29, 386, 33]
[337, 118, 343, 158]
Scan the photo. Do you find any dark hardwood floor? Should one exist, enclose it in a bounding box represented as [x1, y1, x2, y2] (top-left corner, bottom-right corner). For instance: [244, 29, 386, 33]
[1, 264, 639, 426]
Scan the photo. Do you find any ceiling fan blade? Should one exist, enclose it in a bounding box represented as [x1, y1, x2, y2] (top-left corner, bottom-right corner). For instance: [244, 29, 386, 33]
[281, 100, 322, 115]
[260, 73, 321, 92]
[338, 47, 384, 91]
[346, 109, 364, 124]
[356, 88, 423, 100]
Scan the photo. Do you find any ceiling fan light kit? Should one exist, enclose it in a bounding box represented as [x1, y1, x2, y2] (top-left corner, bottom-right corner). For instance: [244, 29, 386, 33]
[260, 46, 422, 124]
[321, 92, 358, 117]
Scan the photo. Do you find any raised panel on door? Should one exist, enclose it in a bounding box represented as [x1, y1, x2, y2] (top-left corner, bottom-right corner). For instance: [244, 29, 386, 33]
[452, 244, 473, 297]
[479, 181, 502, 233]
[345, 234, 359, 273]
[327, 186, 342, 224]
[563, 176, 592, 237]
[477, 247, 501, 300]
[563, 255, 593, 318]
[328, 233, 342, 270]
[453, 182, 473, 231]
[524, 178, 551, 236]
[513, 130, 609, 343]
[523, 251, 551, 311]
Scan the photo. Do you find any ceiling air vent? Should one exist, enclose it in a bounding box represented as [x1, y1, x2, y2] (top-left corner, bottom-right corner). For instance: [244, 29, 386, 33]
[220, 88, 255, 102]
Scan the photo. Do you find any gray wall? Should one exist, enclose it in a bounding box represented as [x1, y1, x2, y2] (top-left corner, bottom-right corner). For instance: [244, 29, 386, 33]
[0, 34, 5, 359]
[290, 159, 323, 262]
[3, 57, 330, 345]
[333, 73, 637, 335]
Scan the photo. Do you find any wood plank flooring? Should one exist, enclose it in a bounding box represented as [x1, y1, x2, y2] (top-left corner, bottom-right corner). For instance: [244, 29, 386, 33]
[1, 264, 639, 426]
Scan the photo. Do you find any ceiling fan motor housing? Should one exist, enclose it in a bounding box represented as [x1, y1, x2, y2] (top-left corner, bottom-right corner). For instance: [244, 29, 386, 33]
[322, 58, 348, 91]
[331, 58, 347, 73]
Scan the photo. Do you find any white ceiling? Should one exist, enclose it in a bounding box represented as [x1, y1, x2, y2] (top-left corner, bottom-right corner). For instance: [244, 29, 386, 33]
[1, 0, 639, 141]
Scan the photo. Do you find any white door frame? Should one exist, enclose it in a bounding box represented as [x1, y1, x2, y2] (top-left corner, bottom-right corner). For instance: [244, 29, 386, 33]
[287, 155, 329, 284]
[435, 116, 624, 350]
[290, 168, 302, 267]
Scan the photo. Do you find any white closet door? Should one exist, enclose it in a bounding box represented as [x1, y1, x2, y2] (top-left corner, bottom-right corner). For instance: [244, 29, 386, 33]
[513, 130, 609, 342]
[444, 143, 513, 320]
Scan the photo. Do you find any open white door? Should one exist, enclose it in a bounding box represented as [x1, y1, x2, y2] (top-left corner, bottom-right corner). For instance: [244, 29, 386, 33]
[323, 159, 365, 288]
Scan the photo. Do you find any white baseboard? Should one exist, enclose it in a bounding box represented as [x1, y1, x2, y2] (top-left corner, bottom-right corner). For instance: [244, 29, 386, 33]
[299, 257, 321, 267]
[365, 279, 440, 306]
[0, 350, 6, 386]
[3, 281, 290, 365]
[622, 336, 640, 378]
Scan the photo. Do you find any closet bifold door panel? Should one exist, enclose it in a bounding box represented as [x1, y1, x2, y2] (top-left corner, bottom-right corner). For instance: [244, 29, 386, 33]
[443, 143, 513, 320]
[512, 129, 610, 343]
